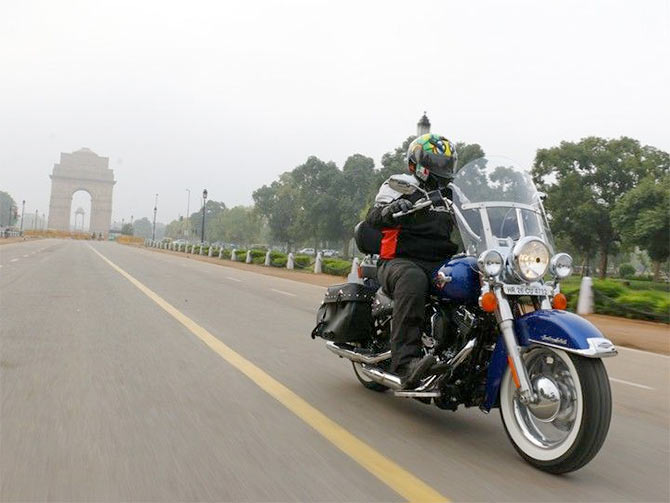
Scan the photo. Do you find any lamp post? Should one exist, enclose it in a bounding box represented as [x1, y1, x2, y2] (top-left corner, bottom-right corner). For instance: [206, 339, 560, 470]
[152, 193, 158, 241]
[42, 213, 45, 230]
[201, 189, 208, 244]
[185, 189, 191, 240]
[20, 200, 25, 235]
[33, 209, 38, 230]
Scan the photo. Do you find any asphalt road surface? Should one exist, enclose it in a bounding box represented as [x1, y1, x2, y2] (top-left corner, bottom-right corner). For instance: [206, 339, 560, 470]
[1, 239, 668, 502]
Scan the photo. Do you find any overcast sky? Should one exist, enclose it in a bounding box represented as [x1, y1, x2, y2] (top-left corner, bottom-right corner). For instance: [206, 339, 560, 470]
[1, 0, 668, 226]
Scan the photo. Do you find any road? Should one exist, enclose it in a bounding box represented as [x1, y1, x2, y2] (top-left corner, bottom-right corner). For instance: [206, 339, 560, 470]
[1, 239, 668, 502]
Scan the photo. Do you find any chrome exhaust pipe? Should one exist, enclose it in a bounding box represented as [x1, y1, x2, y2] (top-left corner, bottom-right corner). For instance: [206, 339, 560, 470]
[358, 364, 403, 390]
[326, 341, 391, 365]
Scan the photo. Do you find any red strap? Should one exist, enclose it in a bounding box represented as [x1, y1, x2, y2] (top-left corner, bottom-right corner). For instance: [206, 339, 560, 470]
[380, 228, 400, 259]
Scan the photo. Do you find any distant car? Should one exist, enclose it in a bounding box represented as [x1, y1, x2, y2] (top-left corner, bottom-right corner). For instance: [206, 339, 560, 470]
[298, 247, 315, 256]
[322, 249, 338, 257]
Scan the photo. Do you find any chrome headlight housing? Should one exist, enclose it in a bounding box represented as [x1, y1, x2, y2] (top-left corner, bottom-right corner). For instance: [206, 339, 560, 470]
[550, 253, 573, 279]
[511, 237, 550, 282]
[477, 250, 504, 278]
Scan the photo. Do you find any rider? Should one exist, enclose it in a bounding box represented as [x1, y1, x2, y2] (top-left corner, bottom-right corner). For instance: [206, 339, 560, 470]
[365, 133, 459, 388]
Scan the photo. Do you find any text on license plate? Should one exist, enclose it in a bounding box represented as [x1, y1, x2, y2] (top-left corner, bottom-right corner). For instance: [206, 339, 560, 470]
[502, 284, 552, 296]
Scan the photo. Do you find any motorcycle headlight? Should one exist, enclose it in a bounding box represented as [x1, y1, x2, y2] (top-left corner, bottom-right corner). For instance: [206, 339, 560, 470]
[550, 253, 573, 279]
[477, 250, 504, 277]
[512, 237, 550, 282]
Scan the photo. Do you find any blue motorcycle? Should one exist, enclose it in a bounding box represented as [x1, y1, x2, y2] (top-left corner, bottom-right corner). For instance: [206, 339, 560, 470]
[319, 156, 616, 473]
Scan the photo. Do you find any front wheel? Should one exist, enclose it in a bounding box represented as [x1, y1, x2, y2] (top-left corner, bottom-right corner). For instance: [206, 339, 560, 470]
[499, 346, 612, 474]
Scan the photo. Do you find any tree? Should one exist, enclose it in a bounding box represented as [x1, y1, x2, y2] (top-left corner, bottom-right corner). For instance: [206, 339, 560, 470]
[188, 200, 226, 241]
[533, 137, 669, 278]
[165, 217, 189, 239]
[132, 217, 153, 238]
[338, 154, 376, 256]
[290, 156, 344, 250]
[253, 174, 302, 250]
[207, 206, 263, 246]
[121, 223, 133, 235]
[0, 191, 18, 227]
[454, 142, 485, 170]
[612, 175, 670, 281]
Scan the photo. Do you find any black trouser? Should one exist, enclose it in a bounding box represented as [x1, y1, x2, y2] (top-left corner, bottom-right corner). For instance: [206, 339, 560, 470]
[377, 258, 440, 371]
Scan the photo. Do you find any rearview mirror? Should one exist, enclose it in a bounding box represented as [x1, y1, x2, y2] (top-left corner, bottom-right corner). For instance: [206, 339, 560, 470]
[388, 176, 417, 195]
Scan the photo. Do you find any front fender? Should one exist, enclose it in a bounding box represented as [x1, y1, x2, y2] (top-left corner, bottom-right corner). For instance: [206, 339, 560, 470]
[481, 310, 616, 412]
[515, 309, 617, 358]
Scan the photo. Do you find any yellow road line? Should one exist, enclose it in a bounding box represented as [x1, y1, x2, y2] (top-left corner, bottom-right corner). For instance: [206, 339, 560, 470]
[89, 246, 448, 503]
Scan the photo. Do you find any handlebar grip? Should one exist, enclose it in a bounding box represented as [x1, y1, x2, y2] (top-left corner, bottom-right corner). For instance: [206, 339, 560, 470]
[392, 199, 432, 219]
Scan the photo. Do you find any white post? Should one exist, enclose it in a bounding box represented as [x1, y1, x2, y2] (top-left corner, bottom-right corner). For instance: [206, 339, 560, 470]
[191, 244, 196, 254]
[314, 252, 323, 274]
[287, 252, 294, 270]
[577, 276, 594, 315]
[245, 250, 252, 263]
[264, 250, 271, 266]
[199, 244, 204, 255]
[231, 249, 237, 261]
[347, 257, 360, 283]
[208, 246, 214, 257]
[219, 247, 224, 259]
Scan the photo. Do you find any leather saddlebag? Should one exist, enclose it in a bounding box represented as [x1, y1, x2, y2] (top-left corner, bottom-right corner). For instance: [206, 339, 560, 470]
[311, 283, 376, 343]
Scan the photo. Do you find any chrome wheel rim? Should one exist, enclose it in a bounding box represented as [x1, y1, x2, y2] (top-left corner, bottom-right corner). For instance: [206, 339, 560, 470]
[512, 348, 579, 450]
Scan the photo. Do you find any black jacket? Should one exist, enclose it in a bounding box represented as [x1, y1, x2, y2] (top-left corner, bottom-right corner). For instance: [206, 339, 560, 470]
[365, 178, 458, 263]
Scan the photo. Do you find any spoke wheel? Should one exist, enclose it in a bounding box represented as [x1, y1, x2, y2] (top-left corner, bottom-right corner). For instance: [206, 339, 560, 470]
[500, 346, 612, 473]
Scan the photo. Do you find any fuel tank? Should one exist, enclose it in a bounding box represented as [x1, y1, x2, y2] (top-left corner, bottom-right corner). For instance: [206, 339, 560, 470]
[431, 256, 480, 304]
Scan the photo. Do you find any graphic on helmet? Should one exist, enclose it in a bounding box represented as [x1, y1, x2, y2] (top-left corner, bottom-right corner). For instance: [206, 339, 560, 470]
[407, 134, 457, 183]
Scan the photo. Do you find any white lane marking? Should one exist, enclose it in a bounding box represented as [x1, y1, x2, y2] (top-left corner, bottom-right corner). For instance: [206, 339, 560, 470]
[22, 254, 29, 258]
[226, 276, 242, 283]
[609, 377, 655, 390]
[271, 288, 296, 297]
[617, 345, 670, 359]
[10, 258, 19, 262]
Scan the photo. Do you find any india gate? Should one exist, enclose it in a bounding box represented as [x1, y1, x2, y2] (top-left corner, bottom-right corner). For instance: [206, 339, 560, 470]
[47, 148, 115, 236]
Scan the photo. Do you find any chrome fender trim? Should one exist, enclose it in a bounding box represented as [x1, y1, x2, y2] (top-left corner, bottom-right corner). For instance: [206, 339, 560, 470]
[528, 336, 618, 358]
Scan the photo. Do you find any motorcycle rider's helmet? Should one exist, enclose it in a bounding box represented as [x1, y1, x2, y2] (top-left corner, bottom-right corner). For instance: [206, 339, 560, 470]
[407, 133, 457, 184]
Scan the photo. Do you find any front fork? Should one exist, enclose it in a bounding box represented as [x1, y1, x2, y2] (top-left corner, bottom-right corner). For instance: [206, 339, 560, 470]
[494, 286, 536, 404]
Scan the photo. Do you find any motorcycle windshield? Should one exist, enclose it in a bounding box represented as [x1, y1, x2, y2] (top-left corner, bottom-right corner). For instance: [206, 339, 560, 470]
[450, 156, 554, 256]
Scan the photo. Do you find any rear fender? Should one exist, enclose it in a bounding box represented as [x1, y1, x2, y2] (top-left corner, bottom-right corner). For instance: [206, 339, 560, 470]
[481, 309, 616, 412]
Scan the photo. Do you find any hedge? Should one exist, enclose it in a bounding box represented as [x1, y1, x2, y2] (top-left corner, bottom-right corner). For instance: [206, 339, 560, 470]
[562, 277, 669, 322]
[323, 258, 352, 276]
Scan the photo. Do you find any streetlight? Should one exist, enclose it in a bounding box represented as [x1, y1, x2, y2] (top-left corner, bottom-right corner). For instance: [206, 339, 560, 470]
[20, 200, 25, 235]
[152, 193, 158, 241]
[185, 189, 191, 239]
[201, 189, 208, 244]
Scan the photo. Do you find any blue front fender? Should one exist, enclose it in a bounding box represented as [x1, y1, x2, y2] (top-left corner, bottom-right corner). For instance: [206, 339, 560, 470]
[482, 310, 616, 411]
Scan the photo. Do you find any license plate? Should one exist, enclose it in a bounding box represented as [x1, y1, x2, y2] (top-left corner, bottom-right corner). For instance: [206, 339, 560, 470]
[502, 284, 552, 296]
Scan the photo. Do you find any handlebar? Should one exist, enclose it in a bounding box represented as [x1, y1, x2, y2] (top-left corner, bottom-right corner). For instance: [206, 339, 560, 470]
[392, 192, 481, 243]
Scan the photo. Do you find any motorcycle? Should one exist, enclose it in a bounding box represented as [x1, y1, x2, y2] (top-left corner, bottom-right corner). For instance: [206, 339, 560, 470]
[313, 156, 616, 473]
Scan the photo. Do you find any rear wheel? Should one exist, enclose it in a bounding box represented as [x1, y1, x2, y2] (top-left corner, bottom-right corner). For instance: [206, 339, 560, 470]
[499, 346, 612, 473]
[352, 362, 388, 392]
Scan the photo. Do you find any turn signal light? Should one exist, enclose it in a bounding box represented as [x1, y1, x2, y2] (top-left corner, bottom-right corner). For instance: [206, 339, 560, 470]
[357, 266, 363, 278]
[552, 293, 568, 310]
[479, 291, 498, 312]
